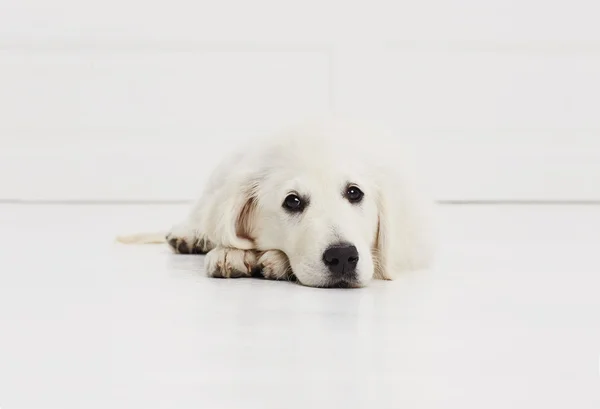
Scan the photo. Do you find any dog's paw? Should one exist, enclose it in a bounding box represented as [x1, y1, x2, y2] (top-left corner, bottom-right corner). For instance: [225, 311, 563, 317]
[167, 234, 213, 254]
[166, 222, 213, 254]
[258, 250, 293, 280]
[205, 247, 260, 278]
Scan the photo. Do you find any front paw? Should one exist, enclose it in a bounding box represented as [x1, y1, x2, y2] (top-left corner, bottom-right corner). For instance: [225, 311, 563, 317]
[257, 250, 293, 280]
[204, 247, 260, 278]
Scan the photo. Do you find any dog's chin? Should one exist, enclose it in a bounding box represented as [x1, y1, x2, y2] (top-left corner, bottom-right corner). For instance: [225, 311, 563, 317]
[294, 272, 368, 289]
[290, 260, 372, 289]
[319, 278, 366, 289]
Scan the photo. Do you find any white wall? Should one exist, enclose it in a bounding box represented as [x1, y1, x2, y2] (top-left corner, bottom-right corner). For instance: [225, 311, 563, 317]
[1, 0, 600, 202]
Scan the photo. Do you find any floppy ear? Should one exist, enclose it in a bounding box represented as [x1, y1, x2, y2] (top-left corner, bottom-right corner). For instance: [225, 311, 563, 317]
[372, 166, 434, 280]
[197, 174, 261, 251]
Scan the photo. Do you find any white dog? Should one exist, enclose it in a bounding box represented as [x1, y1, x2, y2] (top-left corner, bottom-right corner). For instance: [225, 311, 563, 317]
[119, 119, 433, 288]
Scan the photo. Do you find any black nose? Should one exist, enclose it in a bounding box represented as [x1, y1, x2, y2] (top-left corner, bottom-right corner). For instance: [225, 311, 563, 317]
[322, 244, 359, 276]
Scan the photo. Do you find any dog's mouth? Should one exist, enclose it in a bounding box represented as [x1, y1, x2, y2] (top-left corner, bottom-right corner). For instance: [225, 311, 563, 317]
[252, 265, 363, 289]
[311, 277, 364, 289]
[327, 280, 364, 289]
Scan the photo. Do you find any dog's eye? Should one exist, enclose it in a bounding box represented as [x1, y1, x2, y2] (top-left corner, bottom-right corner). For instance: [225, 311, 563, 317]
[345, 186, 364, 203]
[283, 194, 304, 212]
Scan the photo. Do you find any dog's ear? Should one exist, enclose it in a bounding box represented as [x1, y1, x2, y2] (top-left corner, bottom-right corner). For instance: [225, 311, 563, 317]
[372, 166, 434, 279]
[235, 194, 258, 244]
[198, 175, 260, 250]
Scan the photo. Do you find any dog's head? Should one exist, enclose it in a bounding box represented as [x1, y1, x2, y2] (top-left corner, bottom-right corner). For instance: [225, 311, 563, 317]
[202, 120, 432, 287]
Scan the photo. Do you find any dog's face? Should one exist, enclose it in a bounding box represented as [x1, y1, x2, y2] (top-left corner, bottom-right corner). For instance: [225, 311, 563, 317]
[247, 150, 380, 287]
[204, 120, 432, 287]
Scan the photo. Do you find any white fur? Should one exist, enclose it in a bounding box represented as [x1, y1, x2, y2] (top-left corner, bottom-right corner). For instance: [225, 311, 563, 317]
[120, 118, 434, 287]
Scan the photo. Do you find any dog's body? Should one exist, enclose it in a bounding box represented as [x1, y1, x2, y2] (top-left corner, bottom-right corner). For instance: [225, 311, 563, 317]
[120, 119, 433, 288]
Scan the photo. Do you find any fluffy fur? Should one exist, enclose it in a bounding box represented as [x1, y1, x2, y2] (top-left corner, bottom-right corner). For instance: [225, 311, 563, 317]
[118, 118, 433, 288]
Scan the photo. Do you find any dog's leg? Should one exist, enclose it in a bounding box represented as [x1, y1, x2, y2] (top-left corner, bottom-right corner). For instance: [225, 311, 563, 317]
[205, 247, 260, 278]
[166, 221, 214, 255]
[257, 250, 293, 281]
[204, 247, 293, 280]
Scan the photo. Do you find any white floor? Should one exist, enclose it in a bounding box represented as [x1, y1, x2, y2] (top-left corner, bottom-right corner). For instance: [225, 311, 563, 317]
[0, 204, 598, 409]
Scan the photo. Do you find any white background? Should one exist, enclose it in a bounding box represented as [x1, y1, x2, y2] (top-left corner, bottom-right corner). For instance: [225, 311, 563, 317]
[1, 0, 600, 202]
[1, 4, 599, 407]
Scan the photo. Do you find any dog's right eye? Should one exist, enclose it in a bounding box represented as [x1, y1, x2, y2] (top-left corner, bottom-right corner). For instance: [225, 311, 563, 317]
[283, 194, 305, 212]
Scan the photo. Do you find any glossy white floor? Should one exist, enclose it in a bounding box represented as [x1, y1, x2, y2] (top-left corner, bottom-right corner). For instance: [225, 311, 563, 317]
[0, 204, 598, 409]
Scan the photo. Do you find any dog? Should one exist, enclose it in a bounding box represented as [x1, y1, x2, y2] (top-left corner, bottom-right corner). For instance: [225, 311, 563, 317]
[118, 118, 433, 288]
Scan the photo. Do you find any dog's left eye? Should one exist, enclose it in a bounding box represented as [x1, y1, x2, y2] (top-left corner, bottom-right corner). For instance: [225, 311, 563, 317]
[345, 186, 364, 203]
